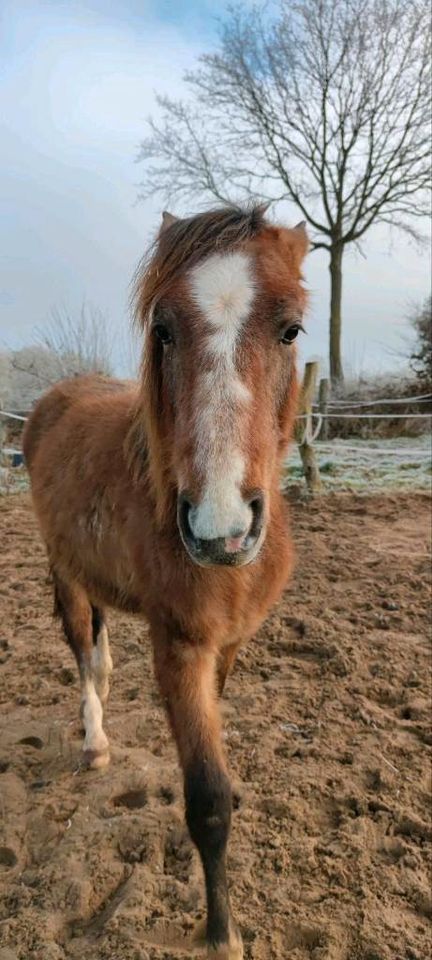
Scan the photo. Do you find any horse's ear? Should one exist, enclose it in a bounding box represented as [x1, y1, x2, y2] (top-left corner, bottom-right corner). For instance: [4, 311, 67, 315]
[290, 220, 309, 262]
[160, 211, 178, 234]
[257, 201, 271, 217]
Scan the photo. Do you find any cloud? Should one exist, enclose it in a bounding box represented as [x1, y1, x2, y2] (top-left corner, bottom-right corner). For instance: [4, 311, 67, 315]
[0, 0, 205, 366]
[0, 0, 430, 377]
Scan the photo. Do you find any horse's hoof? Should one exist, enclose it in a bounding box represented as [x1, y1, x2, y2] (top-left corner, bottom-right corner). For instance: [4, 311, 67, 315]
[207, 941, 244, 960]
[192, 921, 243, 960]
[83, 747, 110, 770]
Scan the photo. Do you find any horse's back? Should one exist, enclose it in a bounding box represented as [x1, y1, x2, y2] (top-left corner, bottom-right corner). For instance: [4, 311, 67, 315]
[23, 374, 136, 470]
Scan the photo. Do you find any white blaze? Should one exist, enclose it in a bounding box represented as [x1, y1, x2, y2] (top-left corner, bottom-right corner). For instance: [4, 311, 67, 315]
[189, 251, 254, 540]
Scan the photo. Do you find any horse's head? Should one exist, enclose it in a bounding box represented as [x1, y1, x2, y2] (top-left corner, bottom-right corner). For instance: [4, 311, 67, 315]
[135, 205, 308, 567]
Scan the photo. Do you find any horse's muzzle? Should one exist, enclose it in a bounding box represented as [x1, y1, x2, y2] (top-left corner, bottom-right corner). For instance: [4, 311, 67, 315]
[177, 492, 265, 567]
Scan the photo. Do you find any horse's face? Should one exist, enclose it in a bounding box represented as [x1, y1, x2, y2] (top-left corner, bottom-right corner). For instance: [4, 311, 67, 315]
[147, 223, 308, 567]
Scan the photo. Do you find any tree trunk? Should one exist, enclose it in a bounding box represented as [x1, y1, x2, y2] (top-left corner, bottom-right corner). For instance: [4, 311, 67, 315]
[329, 243, 344, 384]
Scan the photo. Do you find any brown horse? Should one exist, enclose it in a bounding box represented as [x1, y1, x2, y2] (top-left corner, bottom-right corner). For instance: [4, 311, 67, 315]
[23, 204, 308, 960]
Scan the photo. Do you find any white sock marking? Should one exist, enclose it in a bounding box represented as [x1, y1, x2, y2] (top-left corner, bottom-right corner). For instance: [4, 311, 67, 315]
[82, 677, 109, 756]
[91, 625, 113, 704]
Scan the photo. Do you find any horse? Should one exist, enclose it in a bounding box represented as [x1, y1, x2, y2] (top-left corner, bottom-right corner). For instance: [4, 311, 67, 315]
[23, 204, 308, 960]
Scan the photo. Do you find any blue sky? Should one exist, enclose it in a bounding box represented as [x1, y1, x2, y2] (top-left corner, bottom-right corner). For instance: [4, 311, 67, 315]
[1, 0, 430, 378]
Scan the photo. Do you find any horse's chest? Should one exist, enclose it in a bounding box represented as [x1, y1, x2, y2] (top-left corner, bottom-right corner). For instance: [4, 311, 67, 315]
[198, 566, 287, 649]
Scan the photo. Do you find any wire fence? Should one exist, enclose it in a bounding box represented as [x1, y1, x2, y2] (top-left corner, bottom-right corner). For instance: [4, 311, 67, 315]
[1, 389, 431, 494]
[313, 392, 432, 409]
[293, 368, 431, 491]
[2, 393, 432, 429]
[0, 411, 28, 422]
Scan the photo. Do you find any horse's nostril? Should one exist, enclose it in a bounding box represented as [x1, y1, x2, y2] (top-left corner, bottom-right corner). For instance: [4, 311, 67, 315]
[178, 493, 194, 537]
[249, 492, 264, 525]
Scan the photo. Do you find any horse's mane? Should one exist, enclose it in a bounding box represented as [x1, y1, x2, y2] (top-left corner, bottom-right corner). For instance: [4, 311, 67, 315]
[132, 203, 269, 327]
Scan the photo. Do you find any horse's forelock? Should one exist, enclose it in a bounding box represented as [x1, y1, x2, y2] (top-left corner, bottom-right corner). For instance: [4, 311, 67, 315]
[132, 203, 269, 328]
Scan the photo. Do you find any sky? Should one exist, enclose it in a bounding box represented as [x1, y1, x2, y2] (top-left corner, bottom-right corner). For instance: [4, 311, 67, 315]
[1, 0, 430, 380]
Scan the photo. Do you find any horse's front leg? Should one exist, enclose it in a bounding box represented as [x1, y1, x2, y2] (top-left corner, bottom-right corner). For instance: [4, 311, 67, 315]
[53, 575, 110, 769]
[152, 628, 243, 960]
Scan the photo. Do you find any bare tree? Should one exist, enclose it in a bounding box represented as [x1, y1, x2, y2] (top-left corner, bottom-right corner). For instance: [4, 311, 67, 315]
[7, 347, 59, 410]
[37, 301, 112, 378]
[7, 301, 112, 410]
[138, 0, 431, 382]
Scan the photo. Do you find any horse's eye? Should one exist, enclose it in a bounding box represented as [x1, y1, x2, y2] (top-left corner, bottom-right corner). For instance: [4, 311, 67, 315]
[153, 323, 173, 345]
[280, 324, 302, 344]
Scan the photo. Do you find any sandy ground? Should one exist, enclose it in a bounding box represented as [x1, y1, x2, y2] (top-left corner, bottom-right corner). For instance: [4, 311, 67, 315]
[0, 490, 431, 960]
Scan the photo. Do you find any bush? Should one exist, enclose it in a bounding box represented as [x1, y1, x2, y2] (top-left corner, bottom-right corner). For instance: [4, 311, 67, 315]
[409, 295, 432, 389]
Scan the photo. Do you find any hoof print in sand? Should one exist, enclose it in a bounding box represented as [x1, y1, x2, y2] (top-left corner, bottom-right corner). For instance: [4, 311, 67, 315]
[164, 827, 193, 882]
[18, 736, 44, 750]
[114, 786, 148, 810]
[0, 847, 18, 870]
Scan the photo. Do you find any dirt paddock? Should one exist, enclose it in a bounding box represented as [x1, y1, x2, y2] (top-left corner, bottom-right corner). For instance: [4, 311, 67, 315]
[0, 491, 431, 960]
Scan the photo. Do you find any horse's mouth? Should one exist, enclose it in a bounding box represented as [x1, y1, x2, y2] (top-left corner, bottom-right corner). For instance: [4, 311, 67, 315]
[177, 496, 265, 568]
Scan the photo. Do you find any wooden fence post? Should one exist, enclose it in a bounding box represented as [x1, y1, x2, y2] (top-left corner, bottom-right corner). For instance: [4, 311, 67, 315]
[295, 361, 322, 494]
[319, 377, 330, 440]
